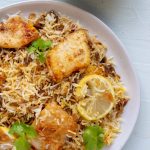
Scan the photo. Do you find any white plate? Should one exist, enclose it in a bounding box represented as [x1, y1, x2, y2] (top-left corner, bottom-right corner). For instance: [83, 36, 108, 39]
[0, 1, 140, 150]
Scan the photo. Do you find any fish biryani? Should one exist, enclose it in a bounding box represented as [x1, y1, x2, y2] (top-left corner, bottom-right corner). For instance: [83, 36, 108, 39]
[0, 11, 129, 150]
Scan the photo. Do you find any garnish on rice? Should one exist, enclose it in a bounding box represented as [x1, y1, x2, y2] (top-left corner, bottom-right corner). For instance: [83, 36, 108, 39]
[0, 10, 128, 150]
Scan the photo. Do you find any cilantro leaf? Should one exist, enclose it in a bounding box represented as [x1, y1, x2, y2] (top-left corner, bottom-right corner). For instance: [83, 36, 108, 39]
[38, 52, 45, 63]
[32, 39, 41, 49]
[43, 40, 52, 49]
[15, 136, 31, 150]
[9, 122, 26, 137]
[83, 125, 105, 150]
[27, 46, 36, 53]
[9, 122, 37, 138]
[27, 38, 52, 63]
[37, 39, 52, 51]
[25, 125, 37, 139]
[9, 122, 37, 150]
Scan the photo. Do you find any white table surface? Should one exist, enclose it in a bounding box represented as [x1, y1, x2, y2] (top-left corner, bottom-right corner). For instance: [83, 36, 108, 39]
[0, 0, 149, 150]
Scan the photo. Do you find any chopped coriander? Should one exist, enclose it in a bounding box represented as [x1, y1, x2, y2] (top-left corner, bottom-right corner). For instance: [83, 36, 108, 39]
[83, 125, 105, 150]
[9, 122, 37, 150]
[27, 38, 52, 63]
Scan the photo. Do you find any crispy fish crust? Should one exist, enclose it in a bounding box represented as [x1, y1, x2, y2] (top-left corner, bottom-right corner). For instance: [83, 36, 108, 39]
[32, 102, 77, 150]
[46, 29, 91, 82]
[0, 16, 39, 48]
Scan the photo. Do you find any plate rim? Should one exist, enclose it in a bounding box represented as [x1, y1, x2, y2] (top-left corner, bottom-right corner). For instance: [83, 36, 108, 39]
[0, 0, 141, 149]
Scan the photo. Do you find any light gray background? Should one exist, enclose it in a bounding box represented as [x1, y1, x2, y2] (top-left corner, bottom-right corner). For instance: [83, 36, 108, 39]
[0, 0, 149, 150]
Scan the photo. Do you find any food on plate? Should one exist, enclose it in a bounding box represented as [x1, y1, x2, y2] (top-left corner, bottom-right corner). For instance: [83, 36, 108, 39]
[0, 11, 128, 150]
[32, 102, 77, 150]
[28, 38, 52, 63]
[46, 29, 91, 82]
[0, 16, 39, 48]
[83, 125, 104, 150]
[75, 74, 115, 120]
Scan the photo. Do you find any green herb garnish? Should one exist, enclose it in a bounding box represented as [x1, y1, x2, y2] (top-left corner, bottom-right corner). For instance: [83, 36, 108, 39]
[9, 122, 37, 150]
[83, 125, 105, 150]
[28, 38, 52, 63]
[14, 136, 31, 150]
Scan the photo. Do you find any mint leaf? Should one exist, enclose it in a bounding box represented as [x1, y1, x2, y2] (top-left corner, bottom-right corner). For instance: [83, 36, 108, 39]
[15, 136, 31, 150]
[83, 125, 105, 150]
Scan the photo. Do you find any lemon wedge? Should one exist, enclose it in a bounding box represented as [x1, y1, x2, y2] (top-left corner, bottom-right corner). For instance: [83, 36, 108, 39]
[75, 74, 115, 120]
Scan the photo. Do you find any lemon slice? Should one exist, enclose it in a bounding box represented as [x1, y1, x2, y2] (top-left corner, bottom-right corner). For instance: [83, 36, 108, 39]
[75, 74, 115, 120]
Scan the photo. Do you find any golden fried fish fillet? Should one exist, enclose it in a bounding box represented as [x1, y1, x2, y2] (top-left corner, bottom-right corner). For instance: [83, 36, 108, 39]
[46, 29, 91, 82]
[32, 102, 77, 150]
[0, 16, 39, 48]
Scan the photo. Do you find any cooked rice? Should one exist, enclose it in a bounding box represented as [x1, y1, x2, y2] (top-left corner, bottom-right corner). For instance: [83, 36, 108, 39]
[0, 11, 128, 149]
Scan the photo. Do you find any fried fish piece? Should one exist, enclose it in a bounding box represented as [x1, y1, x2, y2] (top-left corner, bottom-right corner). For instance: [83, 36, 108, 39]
[0, 16, 39, 48]
[32, 102, 77, 150]
[46, 29, 91, 82]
